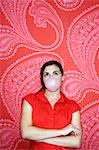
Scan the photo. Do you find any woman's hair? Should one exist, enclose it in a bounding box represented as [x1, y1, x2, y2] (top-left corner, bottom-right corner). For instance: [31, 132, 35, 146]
[40, 60, 64, 88]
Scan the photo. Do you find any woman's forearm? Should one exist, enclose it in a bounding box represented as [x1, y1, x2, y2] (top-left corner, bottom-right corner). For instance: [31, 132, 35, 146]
[21, 124, 73, 141]
[39, 135, 81, 148]
[21, 126, 62, 140]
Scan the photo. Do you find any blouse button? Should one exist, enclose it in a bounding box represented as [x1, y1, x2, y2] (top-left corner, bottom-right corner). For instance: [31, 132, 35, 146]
[50, 118, 53, 120]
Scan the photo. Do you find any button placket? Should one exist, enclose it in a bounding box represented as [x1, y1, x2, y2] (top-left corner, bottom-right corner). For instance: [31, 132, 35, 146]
[50, 108, 56, 129]
[50, 118, 53, 121]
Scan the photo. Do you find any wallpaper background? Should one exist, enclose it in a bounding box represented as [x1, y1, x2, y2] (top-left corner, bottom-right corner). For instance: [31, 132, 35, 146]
[0, 0, 99, 149]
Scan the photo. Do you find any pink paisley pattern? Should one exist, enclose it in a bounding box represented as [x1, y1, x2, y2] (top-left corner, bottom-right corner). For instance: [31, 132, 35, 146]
[0, 0, 99, 149]
[0, 0, 64, 60]
[63, 5, 99, 102]
[79, 100, 99, 150]
[54, 0, 84, 11]
[0, 119, 30, 150]
[0, 119, 20, 150]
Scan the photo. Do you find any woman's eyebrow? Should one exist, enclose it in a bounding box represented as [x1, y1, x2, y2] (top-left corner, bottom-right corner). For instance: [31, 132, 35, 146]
[43, 70, 60, 74]
[53, 71, 59, 73]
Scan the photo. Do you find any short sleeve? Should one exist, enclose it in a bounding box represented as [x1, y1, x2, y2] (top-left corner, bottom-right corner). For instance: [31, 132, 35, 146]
[71, 100, 80, 113]
[22, 94, 34, 107]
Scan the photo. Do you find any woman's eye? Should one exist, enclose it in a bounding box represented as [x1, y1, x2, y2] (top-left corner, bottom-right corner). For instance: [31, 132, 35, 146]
[54, 72, 59, 75]
[43, 73, 49, 77]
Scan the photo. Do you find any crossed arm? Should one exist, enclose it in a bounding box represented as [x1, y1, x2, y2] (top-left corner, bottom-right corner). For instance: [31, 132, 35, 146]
[20, 100, 82, 148]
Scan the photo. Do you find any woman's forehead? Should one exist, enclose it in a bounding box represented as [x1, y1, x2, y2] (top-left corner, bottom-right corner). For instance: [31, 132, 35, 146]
[44, 65, 60, 72]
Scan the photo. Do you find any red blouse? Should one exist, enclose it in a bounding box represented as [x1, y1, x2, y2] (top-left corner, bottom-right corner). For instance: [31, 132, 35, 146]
[24, 90, 80, 150]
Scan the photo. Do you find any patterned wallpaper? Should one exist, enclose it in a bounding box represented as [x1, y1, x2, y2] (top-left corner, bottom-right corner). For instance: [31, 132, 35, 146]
[0, 0, 99, 149]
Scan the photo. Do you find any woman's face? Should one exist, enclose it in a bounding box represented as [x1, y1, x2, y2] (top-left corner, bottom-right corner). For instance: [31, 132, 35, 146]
[43, 64, 63, 91]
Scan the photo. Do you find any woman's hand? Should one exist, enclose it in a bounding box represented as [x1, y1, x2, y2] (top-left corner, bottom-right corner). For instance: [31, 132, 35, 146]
[72, 126, 80, 136]
[62, 124, 80, 136]
[61, 124, 74, 136]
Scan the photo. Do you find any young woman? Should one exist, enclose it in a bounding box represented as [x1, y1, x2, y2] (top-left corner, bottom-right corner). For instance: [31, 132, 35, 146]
[20, 60, 82, 150]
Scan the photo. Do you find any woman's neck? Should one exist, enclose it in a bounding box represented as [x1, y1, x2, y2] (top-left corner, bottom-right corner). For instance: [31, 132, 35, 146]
[44, 89, 61, 107]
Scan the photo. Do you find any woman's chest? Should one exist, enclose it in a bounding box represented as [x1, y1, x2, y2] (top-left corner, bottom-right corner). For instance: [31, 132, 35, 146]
[32, 101, 72, 128]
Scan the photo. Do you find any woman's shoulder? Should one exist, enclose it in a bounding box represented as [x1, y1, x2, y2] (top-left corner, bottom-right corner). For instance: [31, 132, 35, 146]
[62, 93, 80, 112]
[23, 90, 43, 103]
[22, 92, 39, 107]
[23, 93, 36, 100]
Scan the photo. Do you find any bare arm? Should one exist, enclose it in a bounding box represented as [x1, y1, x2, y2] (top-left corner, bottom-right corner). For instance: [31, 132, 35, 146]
[39, 111, 82, 148]
[20, 100, 74, 141]
[39, 135, 81, 148]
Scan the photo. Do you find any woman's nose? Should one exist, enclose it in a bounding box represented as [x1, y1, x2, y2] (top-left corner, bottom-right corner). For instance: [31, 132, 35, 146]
[49, 74, 54, 78]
